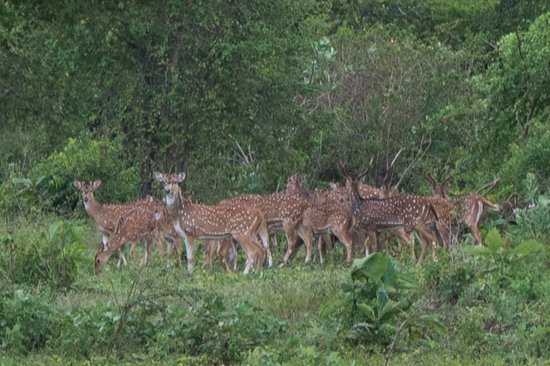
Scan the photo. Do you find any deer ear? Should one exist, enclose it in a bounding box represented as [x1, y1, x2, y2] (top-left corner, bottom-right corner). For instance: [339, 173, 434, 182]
[74, 180, 82, 190]
[359, 176, 365, 184]
[92, 180, 101, 189]
[146, 195, 153, 202]
[154, 172, 164, 182]
[345, 178, 351, 189]
[299, 175, 306, 185]
[330, 182, 338, 190]
[177, 172, 186, 182]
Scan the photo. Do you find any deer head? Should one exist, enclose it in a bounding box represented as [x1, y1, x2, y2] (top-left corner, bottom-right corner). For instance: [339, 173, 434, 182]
[154, 172, 186, 206]
[74, 180, 102, 208]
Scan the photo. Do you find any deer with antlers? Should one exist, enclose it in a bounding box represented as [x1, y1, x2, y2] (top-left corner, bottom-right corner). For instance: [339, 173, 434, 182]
[425, 173, 499, 246]
[74, 180, 164, 266]
[94, 198, 165, 274]
[154, 172, 268, 274]
[346, 177, 440, 266]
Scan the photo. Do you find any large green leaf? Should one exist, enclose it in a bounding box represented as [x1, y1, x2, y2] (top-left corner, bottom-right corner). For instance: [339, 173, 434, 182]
[510, 239, 543, 255]
[485, 228, 502, 252]
[463, 245, 493, 257]
[382, 260, 397, 288]
[351, 253, 388, 282]
[356, 303, 376, 322]
[11, 178, 32, 185]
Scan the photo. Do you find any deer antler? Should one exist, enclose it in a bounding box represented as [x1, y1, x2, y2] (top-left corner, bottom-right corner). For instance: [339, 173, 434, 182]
[441, 174, 453, 186]
[424, 172, 437, 189]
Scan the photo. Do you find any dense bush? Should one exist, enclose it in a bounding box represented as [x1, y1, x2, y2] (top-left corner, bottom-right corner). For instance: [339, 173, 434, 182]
[1, 221, 89, 291]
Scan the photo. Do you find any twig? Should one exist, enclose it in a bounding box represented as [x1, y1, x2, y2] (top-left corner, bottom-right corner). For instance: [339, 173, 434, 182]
[474, 177, 501, 196]
[394, 133, 432, 189]
[383, 312, 413, 366]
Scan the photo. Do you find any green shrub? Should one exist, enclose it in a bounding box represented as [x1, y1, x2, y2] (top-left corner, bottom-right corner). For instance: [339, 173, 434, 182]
[4, 221, 90, 291]
[0, 137, 140, 217]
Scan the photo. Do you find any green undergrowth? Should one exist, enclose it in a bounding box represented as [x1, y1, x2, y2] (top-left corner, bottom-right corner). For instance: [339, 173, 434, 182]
[1, 219, 550, 365]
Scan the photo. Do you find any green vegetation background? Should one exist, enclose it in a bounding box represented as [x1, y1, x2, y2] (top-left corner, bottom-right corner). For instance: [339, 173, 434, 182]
[1, 0, 550, 364]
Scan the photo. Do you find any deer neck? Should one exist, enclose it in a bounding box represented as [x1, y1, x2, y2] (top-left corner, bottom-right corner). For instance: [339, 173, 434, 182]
[165, 188, 185, 220]
[349, 183, 364, 213]
[83, 197, 107, 221]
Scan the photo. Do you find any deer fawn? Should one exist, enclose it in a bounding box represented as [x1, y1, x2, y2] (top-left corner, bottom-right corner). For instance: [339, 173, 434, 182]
[425, 173, 499, 246]
[94, 198, 165, 274]
[346, 178, 440, 266]
[154, 172, 268, 275]
[74, 180, 162, 267]
[202, 238, 238, 273]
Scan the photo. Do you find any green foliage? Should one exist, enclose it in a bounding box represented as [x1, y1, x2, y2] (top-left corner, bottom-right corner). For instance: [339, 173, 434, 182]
[1, 221, 89, 291]
[322, 253, 419, 346]
[0, 137, 140, 217]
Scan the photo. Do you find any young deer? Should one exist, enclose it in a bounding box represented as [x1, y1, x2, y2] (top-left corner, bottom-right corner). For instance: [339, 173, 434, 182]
[94, 198, 164, 274]
[425, 173, 499, 246]
[74, 180, 161, 266]
[202, 238, 237, 273]
[154, 172, 268, 275]
[346, 178, 440, 266]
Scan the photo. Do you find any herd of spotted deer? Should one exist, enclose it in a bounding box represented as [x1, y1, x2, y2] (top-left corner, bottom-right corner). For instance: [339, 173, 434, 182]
[73, 169, 499, 275]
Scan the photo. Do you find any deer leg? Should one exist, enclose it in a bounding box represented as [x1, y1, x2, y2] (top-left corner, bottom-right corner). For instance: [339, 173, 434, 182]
[219, 239, 233, 273]
[270, 234, 278, 249]
[139, 236, 152, 267]
[317, 236, 325, 264]
[334, 229, 353, 266]
[173, 237, 182, 266]
[252, 236, 266, 271]
[366, 230, 378, 256]
[280, 221, 300, 266]
[470, 225, 483, 246]
[180, 235, 195, 273]
[155, 231, 165, 260]
[102, 234, 110, 252]
[117, 247, 128, 267]
[233, 234, 255, 275]
[257, 226, 272, 268]
[299, 226, 314, 263]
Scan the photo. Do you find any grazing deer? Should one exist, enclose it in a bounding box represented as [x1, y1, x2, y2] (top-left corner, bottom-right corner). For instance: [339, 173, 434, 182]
[219, 191, 311, 268]
[74, 180, 161, 266]
[94, 198, 165, 274]
[346, 178, 440, 266]
[425, 173, 499, 246]
[154, 172, 268, 275]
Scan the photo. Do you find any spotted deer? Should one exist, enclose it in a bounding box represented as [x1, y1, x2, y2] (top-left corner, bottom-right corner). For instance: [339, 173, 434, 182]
[346, 178, 440, 266]
[154, 172, 268, 275]
[425, 173, 499, 246]
[74, 180, 162, 266]
[94, 198, 164, 274]
[285, 174, 356, 265]
[219, 191, 311, 268]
